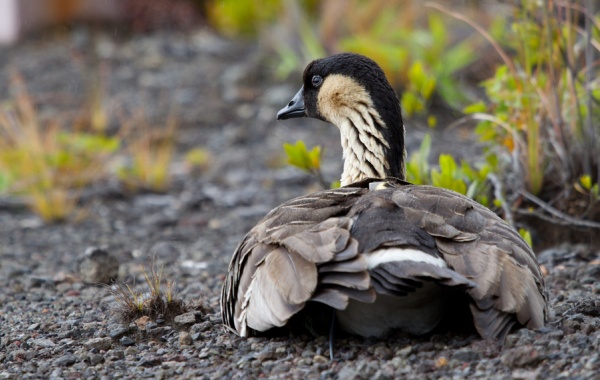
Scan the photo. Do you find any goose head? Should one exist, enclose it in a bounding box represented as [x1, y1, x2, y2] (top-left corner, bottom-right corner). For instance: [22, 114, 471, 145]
[277, 53, 406, 186]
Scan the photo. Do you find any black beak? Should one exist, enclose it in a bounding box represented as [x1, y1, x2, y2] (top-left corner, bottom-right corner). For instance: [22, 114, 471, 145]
[276, 86, 306, 120]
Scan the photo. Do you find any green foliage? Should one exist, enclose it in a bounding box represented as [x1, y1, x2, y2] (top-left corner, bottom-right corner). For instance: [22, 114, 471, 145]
[431, 155, 467, 195]
[0, 128, 120, 221]
[206, 0, 319, 38]
[275, 15, 326, 79]
[205, 0, 282, 37]
[406, 134, 498, 207]
[401, 61, 436, 116]
[284, 140, 340, 189]
[341, 12, 477, 115]
[406, 134, 432, 186]
[227, 1, 477, 114]
[185, 147, 213, 172]
[0, 77, 121, 222]
[0, 74, 179, 222]
[464, 0, 600, 203]
[577, 175, 599, 202]
[284, 140, 322, 172]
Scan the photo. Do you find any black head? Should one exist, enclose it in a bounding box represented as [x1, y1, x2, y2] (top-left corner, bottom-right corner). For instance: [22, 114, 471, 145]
[277, 53, 406, 180]
[277, 53, 403, 129]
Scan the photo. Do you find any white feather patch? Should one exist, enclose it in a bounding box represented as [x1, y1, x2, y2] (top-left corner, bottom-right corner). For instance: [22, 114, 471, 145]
[366, 248, 447, 269]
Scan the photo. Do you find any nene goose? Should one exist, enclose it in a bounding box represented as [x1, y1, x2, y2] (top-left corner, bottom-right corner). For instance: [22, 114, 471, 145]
[221, 53, 547, 341]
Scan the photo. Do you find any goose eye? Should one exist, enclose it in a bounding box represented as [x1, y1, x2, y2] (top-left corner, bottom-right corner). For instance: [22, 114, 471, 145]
[311, 75, 323, 87]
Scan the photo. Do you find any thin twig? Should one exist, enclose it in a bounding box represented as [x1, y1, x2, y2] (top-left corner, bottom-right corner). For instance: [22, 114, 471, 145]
[487, 173, 514, 227]
[519, 190, 600, 228]
[312, 168, 330, 190]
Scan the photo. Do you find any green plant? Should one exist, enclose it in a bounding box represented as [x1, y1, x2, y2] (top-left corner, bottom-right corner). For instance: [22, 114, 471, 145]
[0, 75, 119, 222]
[117, 114, 177, 193]
[406, 134, 500, 208]
[341, 9, 477, 115]
[206, 0, 282, 37]
[437, 1, 599, 219]
[185, 147, 213, 173]
[283, 140, 334, 188]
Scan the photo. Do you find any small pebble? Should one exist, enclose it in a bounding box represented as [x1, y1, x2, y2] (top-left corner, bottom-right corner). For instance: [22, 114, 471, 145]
[174, 312, 197, 326]
[85, 337, 112, 351]
[179, 331, 193, 346]
[54, 355, 77, 367]
[109, 326, 131, 339]
[119, 336, 135, 346]
[77, 247, 119, 284]
[139, 355, 161, 367]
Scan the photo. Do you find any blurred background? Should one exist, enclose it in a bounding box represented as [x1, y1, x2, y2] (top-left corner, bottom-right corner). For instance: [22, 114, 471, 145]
[0, 0, 598, 247]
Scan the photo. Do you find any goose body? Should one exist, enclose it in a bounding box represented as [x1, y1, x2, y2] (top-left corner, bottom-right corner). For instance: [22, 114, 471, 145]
[221, 53, 547, 341]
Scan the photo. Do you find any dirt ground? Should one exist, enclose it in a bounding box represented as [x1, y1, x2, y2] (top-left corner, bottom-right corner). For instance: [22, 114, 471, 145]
[0, 27, 598, 379]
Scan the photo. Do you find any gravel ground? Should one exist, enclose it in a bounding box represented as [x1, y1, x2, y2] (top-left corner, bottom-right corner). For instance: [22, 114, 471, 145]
[0, 27, 599, 379]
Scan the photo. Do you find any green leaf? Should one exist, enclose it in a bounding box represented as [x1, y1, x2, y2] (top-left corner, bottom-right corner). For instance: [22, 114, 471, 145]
[440, 42, 475, 74]
[409, 61, 426, 88]
[463, 101, 487, 114]
[307, 145, 322, 170]
[283, 141, 322, 173]
[466, 180, 480, 199]
[427, 115, 437, 128]
[580, 174, 592, 191]
[401, 92, 422, 116]
[185, 148, 211, 168]
[439, 154, 458, 176]
[428, 13, 447, 53]
[519, 228, 533, 248]
[58, 132, 120, 154]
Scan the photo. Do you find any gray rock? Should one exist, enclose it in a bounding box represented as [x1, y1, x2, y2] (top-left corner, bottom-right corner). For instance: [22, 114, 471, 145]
[106, 349, 125, 361]
[77, 247, 119, 284]
[395, 346, 413, 358]
[373, 345, 393, 360]
[54, 354, 77, 367]
[148, 241, 182, 264]
[138, 355, 161, 367]
[89, 354, 105, 365]
[452, 348, 481, 362]
[85, 337, 112, 351]
[190, 321, 211, 335]
[31, 338, 56, 348]
[500, 346, 542, 368]
[27, 323, 40, 331]
[109, 326, 130, 339]
[119, 336, 135, 346]
[179, 331, 193, 346]
[174, 312, 197, 326]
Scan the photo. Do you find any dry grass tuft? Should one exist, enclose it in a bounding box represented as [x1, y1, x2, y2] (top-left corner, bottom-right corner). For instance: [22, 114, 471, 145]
[0, 73, 118, 222]
[110, 263, 206, 324]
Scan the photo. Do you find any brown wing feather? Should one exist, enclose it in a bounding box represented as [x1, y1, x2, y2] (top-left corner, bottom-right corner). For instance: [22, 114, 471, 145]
[390, 184, 548, 339]
[221, 187, 372, 336]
